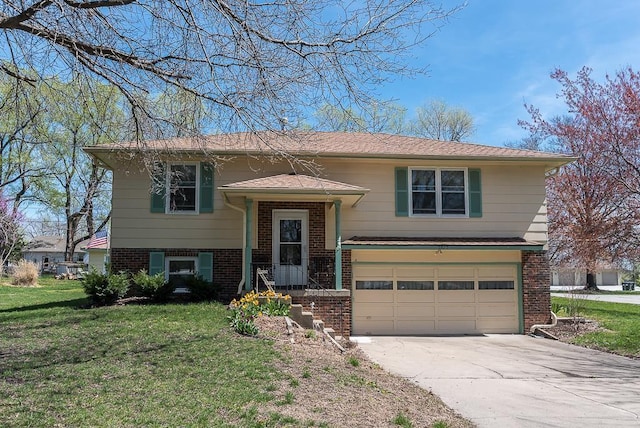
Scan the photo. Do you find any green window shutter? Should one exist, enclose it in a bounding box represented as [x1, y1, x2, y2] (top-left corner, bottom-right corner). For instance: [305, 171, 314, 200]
[199, 163, 214, 213]
[149, 252, 165, 275]
[395, 167, 409, 217]
[198, 252, 214, 283]
[150, 162, 166, 213]
[469, 168, 482, 218]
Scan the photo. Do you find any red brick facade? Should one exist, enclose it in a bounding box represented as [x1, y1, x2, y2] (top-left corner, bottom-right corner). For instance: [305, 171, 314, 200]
[253, 201, 335, 286]
[110, 247, 242, 300]
[111, 218, 551, 335]
[293, 294, 351, 338]
[521, 250, 551, 331]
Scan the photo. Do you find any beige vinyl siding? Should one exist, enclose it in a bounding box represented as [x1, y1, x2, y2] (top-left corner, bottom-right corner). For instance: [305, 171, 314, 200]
[111, 162, 243, 249]
[109, 155, 548, 249]
[321, 161, 548, 244]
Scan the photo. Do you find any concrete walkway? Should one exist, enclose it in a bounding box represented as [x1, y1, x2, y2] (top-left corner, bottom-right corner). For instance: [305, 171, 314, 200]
[551, 293, 640, 305]
[355, 335, 640, 428]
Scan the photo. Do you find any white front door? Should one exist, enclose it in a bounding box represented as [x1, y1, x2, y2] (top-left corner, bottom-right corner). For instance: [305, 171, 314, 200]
[272, 210, 308, 286]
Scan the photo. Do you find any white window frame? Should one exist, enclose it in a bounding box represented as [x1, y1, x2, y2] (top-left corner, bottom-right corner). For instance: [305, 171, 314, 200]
[409, 167, 469, 217]
[166, 162, 200, 214]
[165, 256, 198, 293]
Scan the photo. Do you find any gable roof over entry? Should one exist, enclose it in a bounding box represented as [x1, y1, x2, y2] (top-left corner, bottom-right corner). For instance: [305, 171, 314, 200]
[219, 173, 369, 206]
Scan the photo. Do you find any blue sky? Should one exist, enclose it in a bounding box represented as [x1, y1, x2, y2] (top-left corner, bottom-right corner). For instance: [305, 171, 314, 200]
[379, 0, 640, 146]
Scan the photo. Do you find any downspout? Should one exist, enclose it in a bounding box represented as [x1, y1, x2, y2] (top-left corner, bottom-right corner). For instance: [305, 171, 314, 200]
[223, 193, 246, 295]
[334, 199, 342, 290]
[530, 312, 558, 335]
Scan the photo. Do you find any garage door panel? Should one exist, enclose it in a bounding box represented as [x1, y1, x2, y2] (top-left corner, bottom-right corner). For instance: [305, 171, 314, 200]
[436, 319, 476, 332]
[396, 291, 435, 303]
[437, 291, 476, 303]
[476, 317, 518, 332]
[477, 304, 516, 317]
[354, 291, 393, 303]
[396, 320, 436, 334]
[356, 303, 394, 317]
[353, 319, 394, 335]
[396, 304, 436, 318]
[438, 305, 476, 317]
[477, 291, 516, 303]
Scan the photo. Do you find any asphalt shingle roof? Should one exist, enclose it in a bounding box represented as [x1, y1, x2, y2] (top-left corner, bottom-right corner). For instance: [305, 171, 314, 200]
[220, 173, 369, 193]
[86, 131, 573, 164]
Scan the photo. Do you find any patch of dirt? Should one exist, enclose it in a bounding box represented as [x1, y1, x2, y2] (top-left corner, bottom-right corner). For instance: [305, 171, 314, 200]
[539, 318, 607, 342]
[251, 316, 473, 427]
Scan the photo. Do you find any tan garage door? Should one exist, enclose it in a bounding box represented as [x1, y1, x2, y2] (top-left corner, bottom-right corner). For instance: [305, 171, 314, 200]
[352, 265, 519, 335]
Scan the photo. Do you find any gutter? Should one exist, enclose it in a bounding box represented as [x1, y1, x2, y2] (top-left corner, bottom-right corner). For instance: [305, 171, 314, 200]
[222, 193, 246, 295]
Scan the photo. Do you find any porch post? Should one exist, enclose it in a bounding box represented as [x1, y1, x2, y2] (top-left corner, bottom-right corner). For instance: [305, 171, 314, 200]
[334, 199, 342, 290]
[245, 198, 253, 291]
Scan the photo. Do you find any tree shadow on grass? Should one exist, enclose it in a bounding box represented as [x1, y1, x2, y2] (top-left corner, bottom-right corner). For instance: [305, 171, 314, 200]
[0, 298, 88, 314]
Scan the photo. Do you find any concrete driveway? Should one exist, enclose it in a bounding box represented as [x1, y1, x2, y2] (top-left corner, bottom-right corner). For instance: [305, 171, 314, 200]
[355, 335, 640, 427]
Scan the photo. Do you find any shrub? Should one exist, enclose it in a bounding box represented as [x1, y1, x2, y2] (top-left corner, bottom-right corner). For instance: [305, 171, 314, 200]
[10, 260, 39, 286]
[228, 309, 259, 336]
[82, 270, 130, 306]
[132, 270, 174, 302]
[185, 275, 219, 302]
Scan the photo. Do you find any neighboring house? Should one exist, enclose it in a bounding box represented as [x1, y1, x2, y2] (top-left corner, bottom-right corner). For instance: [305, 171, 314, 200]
[82, 231, 110, 274]
[85, 131, 572, 336]
[551, 267, 623, 288]
[22, 236, 85, 272]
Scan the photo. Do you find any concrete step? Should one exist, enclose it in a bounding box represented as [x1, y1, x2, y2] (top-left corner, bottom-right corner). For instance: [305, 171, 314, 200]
[324, 328, 336, 339]
[299, 311, 314, 329]
[289, 304, 303, 319]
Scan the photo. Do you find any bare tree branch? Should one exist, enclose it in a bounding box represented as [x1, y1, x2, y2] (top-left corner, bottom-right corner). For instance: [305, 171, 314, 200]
[0, 0, 465, 141]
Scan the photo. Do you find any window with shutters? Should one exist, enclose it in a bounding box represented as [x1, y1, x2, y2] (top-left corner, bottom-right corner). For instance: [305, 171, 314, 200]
[169, 163, 198, 213]
[165, 257, 197, 292]
[151, 162, 215, 214]
[410, 168, 468, 216]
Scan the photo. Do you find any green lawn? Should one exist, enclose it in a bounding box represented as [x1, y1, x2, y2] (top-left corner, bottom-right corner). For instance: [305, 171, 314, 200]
[0, 278, 288, 427]
[552, 296, 640, 358]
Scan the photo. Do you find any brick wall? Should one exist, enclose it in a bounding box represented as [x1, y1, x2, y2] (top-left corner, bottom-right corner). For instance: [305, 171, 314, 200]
[110, 247, 242, 300]
[341, 249, 352, 290]
[256, 201, 327, 257]
[522, 250, 551, 331]
[254, 201, 335, 287]
[293, 294, 352, 338]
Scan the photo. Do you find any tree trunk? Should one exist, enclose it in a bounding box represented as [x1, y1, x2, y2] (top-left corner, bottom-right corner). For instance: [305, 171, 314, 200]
[585, 270, 598, 291]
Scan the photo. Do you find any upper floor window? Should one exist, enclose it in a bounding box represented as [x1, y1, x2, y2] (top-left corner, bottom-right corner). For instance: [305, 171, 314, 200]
[410, 168, 467, 216]
[169, 163, 198, 213]
[151, 162, 215, 215]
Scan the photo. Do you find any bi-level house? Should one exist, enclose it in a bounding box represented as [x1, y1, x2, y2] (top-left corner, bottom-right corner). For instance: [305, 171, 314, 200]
[85, 131, 572, 337]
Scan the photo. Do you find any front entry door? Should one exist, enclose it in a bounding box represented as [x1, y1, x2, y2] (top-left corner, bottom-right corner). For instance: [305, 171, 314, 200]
[272, 210, 308, 286]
